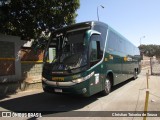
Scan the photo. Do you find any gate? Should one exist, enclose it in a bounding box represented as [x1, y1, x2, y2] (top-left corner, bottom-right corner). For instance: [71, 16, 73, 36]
[0, 41, 15, 76]
[150, 57, 160, 75]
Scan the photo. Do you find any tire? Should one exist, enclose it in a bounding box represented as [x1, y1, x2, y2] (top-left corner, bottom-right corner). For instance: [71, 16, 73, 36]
[101, 76, 111, 96]
[133, 70, 138, 80]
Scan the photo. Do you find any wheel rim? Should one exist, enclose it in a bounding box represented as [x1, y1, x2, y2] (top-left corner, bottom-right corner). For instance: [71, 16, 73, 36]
[134, 70, 137, 79]
[105, 79, 111, 93]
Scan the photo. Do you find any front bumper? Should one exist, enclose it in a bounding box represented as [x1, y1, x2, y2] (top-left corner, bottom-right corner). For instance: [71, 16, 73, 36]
[42, 79, 89, 96]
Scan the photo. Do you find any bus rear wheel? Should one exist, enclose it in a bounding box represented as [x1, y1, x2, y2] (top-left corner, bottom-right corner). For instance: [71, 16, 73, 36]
[133, 69, 138, 80]
[101, 76, 111, 96]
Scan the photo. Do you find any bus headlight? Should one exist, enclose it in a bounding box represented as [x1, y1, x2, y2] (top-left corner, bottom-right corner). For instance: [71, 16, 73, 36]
[72, 72, 94, 83]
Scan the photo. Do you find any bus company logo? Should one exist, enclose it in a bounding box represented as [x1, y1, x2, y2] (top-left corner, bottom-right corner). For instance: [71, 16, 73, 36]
[109, 55, 113, 60]
[2, 112, 12, 117]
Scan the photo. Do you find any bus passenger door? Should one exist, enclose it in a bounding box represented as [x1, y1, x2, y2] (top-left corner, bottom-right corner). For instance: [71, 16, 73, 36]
[89, 34, 103, 95]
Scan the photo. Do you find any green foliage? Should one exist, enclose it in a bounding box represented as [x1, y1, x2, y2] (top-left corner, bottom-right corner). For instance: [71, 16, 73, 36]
[139, 44, 160, 58]
[0, 0, 80, 40]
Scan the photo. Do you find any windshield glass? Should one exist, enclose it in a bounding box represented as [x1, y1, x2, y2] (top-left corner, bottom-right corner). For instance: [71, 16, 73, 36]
[44, 30, 88, 71]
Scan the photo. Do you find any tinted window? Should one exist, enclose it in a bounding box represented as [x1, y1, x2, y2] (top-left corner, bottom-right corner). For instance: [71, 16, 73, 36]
[94, 25, 107, 46]
[118, 38, 126, 53]
[107, 30, 118, 51]
[90, 35, 103, 66]
[107, 29, 139, 56]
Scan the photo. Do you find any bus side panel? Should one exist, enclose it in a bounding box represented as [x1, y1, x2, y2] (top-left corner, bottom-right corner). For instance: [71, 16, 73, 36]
[88, 64, 105, 96]
[104, 51, 125, 85]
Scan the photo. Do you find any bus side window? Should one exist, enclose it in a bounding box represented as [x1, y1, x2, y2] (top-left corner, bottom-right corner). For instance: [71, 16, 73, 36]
[90, 35, 102, 67]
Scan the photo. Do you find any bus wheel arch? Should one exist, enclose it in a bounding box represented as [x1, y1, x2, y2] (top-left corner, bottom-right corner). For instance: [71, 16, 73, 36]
[107, 72, 114, 86]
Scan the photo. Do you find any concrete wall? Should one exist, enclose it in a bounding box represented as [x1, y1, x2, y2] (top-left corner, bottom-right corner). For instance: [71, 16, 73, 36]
[21, 62, 43, 83]
[0, 34, 44, 95]
[20, 48, 44, 83]
[0, 34, 26, 95]
[141, 55, 151, 68]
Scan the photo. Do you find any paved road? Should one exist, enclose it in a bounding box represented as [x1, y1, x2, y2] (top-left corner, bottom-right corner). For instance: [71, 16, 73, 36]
[0, 68, 160, 120]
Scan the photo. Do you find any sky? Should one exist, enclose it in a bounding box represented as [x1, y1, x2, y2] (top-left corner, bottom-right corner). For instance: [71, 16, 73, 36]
[76, 0, 160, 47]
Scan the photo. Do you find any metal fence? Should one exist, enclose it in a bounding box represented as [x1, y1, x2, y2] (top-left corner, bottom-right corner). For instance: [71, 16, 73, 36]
[150, 57, 160, 75]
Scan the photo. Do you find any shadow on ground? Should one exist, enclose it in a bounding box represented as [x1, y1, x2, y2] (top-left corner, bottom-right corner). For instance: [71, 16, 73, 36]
[0, 78, 133, 117]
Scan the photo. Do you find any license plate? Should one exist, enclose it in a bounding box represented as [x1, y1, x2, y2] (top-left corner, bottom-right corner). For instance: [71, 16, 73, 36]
[54, 89, 62, 93]
[52, 77, 64, 81]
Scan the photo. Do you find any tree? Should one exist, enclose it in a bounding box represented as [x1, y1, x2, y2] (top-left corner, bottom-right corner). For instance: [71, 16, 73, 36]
[139, 44, 160, 58]
[0, 0, 80, 40]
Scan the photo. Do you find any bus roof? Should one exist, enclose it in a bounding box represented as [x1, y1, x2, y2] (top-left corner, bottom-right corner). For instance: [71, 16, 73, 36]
[52, 21, 92, 34]
[52, 21, 108, 33]
[52, 21, 137, 48]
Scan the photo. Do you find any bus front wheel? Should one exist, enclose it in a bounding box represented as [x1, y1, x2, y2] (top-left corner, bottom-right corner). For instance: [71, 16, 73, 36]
[101, 76, 111, 96]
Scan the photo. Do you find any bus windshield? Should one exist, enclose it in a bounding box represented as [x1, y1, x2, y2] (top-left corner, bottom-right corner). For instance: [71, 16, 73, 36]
[44, 30, 88, 71]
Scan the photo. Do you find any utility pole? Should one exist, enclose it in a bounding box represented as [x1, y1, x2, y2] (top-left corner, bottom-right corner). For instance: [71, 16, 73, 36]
[97, 5, 104, 21]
